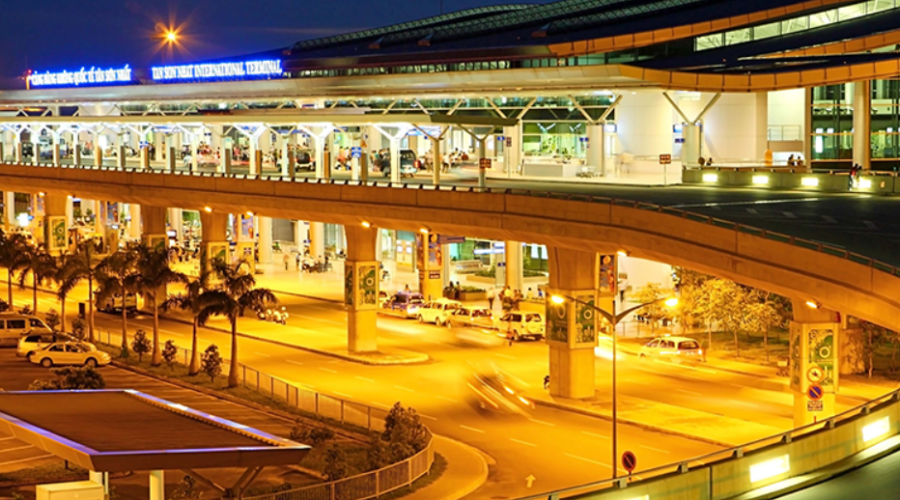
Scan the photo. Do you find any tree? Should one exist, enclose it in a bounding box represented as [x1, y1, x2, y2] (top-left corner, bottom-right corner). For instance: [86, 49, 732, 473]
[132, 329, 151, 362]
[169, 476, 203, 500]
[742, 290, 777, 362]
[632, 283, 674, 334]
[44, 308, 61, 333]
[28, 366, 106, 390]
[163, 250, 214, 375]
[196, 258, 276, 387]
[201, 344, 223, 382]
[860, 320, 889, 379]
[380, 403, 429, 461]
[71, 317, 86, 340]
[162, 340, 178, 369]
[702, 279, 747, 357]
[96, 247, 136, 353]
[17, 244, 57, 314]
[323, 444, 349, 481]
[59, 241, 103, 342]
[125, 243, 185, 366]
[0, 231, 30, 307]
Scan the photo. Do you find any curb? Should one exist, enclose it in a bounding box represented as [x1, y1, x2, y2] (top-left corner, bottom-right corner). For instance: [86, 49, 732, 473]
[107, 359, 372, 444]
[156, 313, 431, 366]
[431, 435, 490, 500]
[532, 398, 734, 448]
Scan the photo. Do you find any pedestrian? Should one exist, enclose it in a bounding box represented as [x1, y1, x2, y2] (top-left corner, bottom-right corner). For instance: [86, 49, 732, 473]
[296, 252, 301, 270]
[525, 287, 533, 300]
[543, 375, 550, 390]
[454, 281, 461, 300]
[283, 252, 289, 271]
[507, 330, 514, 346]
[487, 287, 495, 310]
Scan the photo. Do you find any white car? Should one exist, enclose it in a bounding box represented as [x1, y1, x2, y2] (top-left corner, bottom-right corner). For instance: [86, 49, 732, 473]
[495, 312, 545, 341]
[417, 299, 463, 326]
[17, 333, 78, 359]
[30, 342, 110, 368]
[446, 307, 494, 329]
[639, 336, 703, 363]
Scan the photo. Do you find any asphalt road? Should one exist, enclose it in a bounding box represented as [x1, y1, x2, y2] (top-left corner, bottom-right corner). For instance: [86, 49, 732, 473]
[776, 448, 900, 499]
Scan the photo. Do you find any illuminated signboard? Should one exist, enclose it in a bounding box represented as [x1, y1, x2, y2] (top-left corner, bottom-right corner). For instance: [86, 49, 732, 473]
[29, 65, 133, 88]
[151, 60, 282, 82]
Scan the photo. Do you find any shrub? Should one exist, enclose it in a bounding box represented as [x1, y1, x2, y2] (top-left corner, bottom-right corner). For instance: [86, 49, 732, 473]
[288, 422, 335, 447]
[29, 366, 106, 390]
[201, 345, 223, 382]
[380, 403, 429, 461]
[161, 340, 178, 369]
[323, 444, 349, 481]
[44, 309, 61, 332]
[0, 299, 9, 313]
[18, 304, 32, 315]
[131, 330, 151, 362]
[71, 317, 86, 340]
[169, 475, 203, 500]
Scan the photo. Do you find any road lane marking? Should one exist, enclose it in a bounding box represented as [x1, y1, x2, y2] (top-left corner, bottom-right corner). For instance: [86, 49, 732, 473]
[783, 211, 796, 219]
[510, 438, 537, 447]
[529, 419, 556, 427]
[393, 385, 415, 392]
[864, 220, 878, 230]
[253, 352, 271, 358]
[286, 360, 303, 366]
[564, 453, 608, 467]
[436, 396, 459, 403]
[745, 208, 758, 214]
[639, 445, 670, 454]
[332, 391, 353, 398]
[460, 425, 485, 434]
[495, 353, 517, 360]
[676, 389, 702, 396]
[581, 431, 609, 440]
[355, 376, 375, 383]
[418, 414, 438, 421]
[319, 367, 338, 374]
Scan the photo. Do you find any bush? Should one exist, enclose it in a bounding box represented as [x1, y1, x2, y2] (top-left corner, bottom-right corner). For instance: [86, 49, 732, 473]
[162, 340, 178, 369]
[29, 366, 106, 390]
[201, 345, 223, 382]
[18, 304, 32, 315]
[366, 438, 392, 470]
[71, 317, 86, 340]
[379, 403, 429, 462]
[289, 421, 335, 447]
[131, 330, 151, 362]
[323, 444, 349, 481]
[169, 475, 203, 500]
[44, 309, 61, 332]
[460, 286, 485, 293]
[0, 299, 9, 313]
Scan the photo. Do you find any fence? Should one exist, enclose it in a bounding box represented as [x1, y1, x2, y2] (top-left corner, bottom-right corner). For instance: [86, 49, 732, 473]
[93, 328, 435, 500]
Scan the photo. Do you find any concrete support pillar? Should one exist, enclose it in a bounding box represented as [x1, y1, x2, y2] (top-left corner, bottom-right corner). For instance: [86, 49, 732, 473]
[154, 133, 164, 162]
[94, 144, 103, 167]
[140, 146, 150, 169]
[314, 138, 325, 180]
[142, 205, 168, 249]
[281, 137, 290, 177]
[14, 142, 22, 163]
[73, 140, 81, 166]
[389, 137, 400, 183]
[258, 216, 273, 264]
[249, 137, 260, 177]
[505, 241, 524, 292]
[52, 143, 60, 166]
[682, 123, 702, 166]
[790, 302, 841, 427]
[65, 196, 74, 228]
[93, 200, 105, 236]
[853, 80, 871, 170]
[442, 243, 452, 287]
[293, 221, 305, 252]
[546, 247, 599, 399]
[190, 133, 200, 172]
[4, 192, 15, 226]
[587, 123, 604, 175]
[167, 146, 176, 172]
[416, 232, 443, 301]
[755, 92, 769, 161]
[117, 145, 126, 169]
[200, 211, 230, 262]
[33, 143, 41, 165]
[431, 135, 442, 186]
[310, 222, 325, 258]
[345, 224, 380, 353]
[149, 470, 164, 500]
[43, 195, 68, 254]
[0, 143, 5, 163]
[128, 204, 141, 241]
[503, 125, 521, 174]
[223, 149, 233, 174]
[169, 208, 183, 245]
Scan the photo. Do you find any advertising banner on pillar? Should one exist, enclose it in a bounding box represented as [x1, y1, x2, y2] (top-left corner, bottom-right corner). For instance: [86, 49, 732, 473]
[599, 255, 616, 296]
[240, 215, 255, 241]
[428, 234, 442, 267]
[106, 202, 118, 225]
[574, 293, 598, 345]
[358, 264, 378, 308]
[46, 216, 67, 252]
[808, 328, 835, 390]
[206, 243, 228, 263]
[789, 322, 802, 392]
[546, 297, 568, 343]
[415, 234, 424, 270]
[344, 266, 354, 306]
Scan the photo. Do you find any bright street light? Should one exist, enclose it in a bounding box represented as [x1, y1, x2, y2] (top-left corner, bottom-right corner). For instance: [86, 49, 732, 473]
[550, 295, 565, 305]
[665, 297, 679, 307]
[166, 31, 178, 43]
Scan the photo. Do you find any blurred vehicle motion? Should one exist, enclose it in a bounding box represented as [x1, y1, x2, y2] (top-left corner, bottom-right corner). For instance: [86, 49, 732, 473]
[466, 367, 534, 416]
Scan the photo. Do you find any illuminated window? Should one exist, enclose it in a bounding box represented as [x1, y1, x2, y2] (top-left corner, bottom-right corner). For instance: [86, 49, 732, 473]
[839, 4, 866, 20]
[750, 455, 790, 483]
[867, 0, 895, 13]
[782, 16, 809, 34]
[725, 28, 751, 46]
[696, 34, 723, 51]
[753, 22, 781, 40]
[810, 9, 838, 28]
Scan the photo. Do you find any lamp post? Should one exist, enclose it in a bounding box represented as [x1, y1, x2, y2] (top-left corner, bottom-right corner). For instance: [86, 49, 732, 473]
[551, 294, 678, 479]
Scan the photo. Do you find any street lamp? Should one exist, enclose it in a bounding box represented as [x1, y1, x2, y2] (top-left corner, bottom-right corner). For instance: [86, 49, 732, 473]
[550, 293, 677, 479]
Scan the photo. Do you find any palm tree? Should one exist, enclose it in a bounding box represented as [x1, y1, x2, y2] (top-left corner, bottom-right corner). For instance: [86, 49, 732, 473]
[96, 247, 136, 353]
[59, 240, 103, 342]
[198, 257, 276, 387]
[163, 250, 213, 375]
[0, 231, 30, 307]
[53, 253, 76, 335]
[125, 242, 184, 366]
[17, 244, 57, 314]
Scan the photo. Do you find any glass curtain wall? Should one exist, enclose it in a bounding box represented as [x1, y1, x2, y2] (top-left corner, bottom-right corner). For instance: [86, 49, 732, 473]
[811, 84, 853, 162]
[871, 79, 900, 167]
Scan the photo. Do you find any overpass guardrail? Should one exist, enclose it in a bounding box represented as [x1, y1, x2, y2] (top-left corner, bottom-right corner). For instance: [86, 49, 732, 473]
[683, 165, 900, 195]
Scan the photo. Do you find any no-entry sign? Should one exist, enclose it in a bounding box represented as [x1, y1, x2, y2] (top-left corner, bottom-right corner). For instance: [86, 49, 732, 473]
[622, 451, 637, 474]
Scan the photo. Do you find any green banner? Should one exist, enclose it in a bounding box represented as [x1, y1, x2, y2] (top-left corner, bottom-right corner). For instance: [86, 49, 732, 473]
[575, 294, 597, 344]
[546, 299, 568, 343]
[359, 265, 377, 306]
[808, 328, 835, 388]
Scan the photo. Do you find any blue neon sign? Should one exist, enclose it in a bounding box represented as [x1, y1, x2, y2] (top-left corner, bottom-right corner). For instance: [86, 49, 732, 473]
[29, 65, 134, 88]
[151, 60, 283, 82]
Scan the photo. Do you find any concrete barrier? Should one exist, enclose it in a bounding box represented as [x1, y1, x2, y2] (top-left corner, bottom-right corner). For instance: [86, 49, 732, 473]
[683, 167, 900, 194]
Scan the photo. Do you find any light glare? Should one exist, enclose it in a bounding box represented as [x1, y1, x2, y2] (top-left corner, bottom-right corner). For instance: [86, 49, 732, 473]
[749, 455, 790, 483]
[863, 417, 890, 442]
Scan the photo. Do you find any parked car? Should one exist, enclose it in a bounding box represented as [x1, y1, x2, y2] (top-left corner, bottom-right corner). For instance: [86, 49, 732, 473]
[495, 311, 545, 341]
[17, 333, 78, 359]
[382, 292, 425, 318]
[446, 307, 494, 329]
[0, 313, 53, 347]
[293, 149, 315, 171]
[96, 292, 138, 314]
[374, 149, 418, 178]
[417, 299, 463, 325]
[30, 342, 110, 368]
[639, 335, 703, 363]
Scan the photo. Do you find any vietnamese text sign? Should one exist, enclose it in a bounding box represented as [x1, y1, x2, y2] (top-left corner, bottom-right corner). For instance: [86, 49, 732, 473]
[30, 65, 133, 88]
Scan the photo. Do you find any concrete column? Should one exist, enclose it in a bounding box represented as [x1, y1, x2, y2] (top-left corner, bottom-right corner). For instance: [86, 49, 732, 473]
[4, 192, 15, 226]
[200, 210, 230, 262]
[43, 195, 68, 254]
[546, 247, 599, 399]
[128, 204, 141, 241]
[249, 137, 260, 177]
[169, 208, 183, 245]
[140, 146, 150, 169]
[149, 470, 164, 500]
[52, 142, 60, 166]
[345, 224, 380, 353]
[310, 221, 325, 258]
[504, 125, 521, 174]
[167, 146, 176, 172]
[755, 92, 769, 161]
[505, 241, 524, 292]
[587, 123, 604, 175]
[416, 232, 443, 301]
[73, 139, 81, 166]
[314, 137, 325, 180]
[94, 144, 103, 167]
[65, 196, 74, 228]
[442, 243, 452, 287]
[790, 302, 841, 427]
[803, 88, 812, 167]
[32, 143, 41, 165]
[432, 135, 442, 186]
[190, 133, 200, 172]
[0, 143, 4, 163]
[142, 205, 168, 248]
[117, 145, 126, 169]
[389, 137, 400, 183]
[154, 132, 164, 162]
[853, 80, 871, 170]
[14, 142, 22, 163]
[223, 148, 233, 174]
[281, 137, 290, 177]
[258, 216, 273, 264]
[293, 221, 305, 252]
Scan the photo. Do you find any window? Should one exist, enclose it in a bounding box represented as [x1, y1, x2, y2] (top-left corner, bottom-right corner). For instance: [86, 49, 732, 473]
[810, 9, 838, 28]
[0, 320, 5, 329]
[695, 34, 723, 51]
[646, 339, 660, 347]
[7, 320, 25, 329]
[753, 22, 781, 40]
[867, 0, 895, 13]
[29, 319, 45, 328]
[24, 335, 40, 342]
[838, 3, 866, 20]
[782, 16, 809, 34]
[725, 28, 751, 45]
[49, 345, 64, 352]
[663, 340, 676, 349]
[679, 341, 700, 350]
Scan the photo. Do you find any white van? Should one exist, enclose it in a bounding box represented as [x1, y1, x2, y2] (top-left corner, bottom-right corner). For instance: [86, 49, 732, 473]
[0, 314, 53, 347]
[96, 293, 138, 313]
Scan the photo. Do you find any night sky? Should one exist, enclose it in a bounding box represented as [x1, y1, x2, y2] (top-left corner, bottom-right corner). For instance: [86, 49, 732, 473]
[0, 0, 543, 84]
